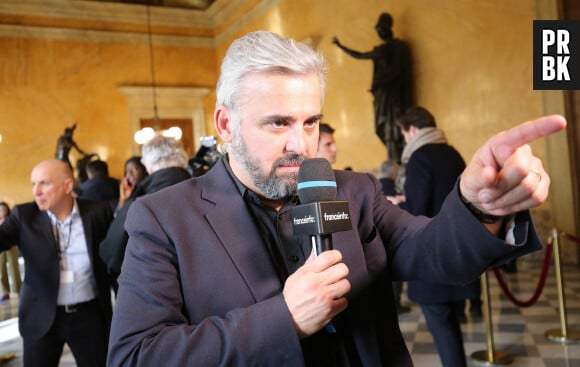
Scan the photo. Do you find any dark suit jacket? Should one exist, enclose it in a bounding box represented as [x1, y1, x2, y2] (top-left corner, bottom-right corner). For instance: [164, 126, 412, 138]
[402, 143, 480, 303]
[108, 158, 541, 367]
[0, 199, 113, 339]
[99, 167, 191, 278]
[78, 176, 121, 211]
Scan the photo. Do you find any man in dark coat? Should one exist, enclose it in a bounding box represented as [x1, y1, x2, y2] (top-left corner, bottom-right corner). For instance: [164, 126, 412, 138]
[398, 106, 481, 367]
[99, 136, 191, 292]
[106, 31, 566, 367]
[77, 159, 120, 211]
[0, 159, 113, 367]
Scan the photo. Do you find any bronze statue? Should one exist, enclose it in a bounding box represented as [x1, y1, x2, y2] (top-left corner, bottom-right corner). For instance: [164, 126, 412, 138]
[333, 12, 413, 163]
[55, 123, 89, 170]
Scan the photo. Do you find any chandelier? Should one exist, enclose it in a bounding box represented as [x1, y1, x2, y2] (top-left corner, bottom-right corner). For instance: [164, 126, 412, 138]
[134, 5, 182, 145]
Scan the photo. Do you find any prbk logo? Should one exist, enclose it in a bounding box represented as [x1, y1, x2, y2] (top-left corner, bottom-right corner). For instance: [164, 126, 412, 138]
[534, 20, 580, 90]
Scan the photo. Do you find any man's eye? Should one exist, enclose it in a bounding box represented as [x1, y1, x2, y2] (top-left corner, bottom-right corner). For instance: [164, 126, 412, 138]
[272, 119, 288, 128]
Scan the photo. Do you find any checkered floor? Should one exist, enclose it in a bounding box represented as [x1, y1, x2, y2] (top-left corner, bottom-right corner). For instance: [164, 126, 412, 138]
[398, 250, 580, 366]
[1, 250, 579, 366]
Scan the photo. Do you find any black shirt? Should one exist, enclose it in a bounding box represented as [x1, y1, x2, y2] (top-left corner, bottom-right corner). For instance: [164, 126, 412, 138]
[223, 157, 361, 367]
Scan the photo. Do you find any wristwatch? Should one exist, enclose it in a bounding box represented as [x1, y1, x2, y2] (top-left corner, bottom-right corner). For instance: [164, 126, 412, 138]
[459, 191, 502, 224]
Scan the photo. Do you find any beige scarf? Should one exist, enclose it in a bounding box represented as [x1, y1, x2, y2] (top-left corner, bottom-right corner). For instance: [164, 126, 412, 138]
[395, 127, 447, 194]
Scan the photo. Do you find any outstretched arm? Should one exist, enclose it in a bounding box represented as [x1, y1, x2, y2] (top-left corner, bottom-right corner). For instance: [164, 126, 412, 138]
[459, 115, 566, 224]
[71, 141, 89, 156]
[332, 36, 374, 59]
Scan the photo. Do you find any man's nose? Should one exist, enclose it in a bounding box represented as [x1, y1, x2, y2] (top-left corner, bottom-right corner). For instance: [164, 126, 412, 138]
[32, 185, 41, 196]
[286, 127, 307, 154]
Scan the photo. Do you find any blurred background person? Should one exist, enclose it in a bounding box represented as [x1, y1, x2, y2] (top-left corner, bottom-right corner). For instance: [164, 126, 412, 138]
[77, 159, 120, 211]
[99, 135, 191, 294]
[397, 106, 481, 367]
[316, 122, 337, 165]
[382, 159, 406, 206]
[377, 161, 409, 314]
[379, 159, 399, 196]
[117, 156, 148, 211]
[0, 202, 21, 302]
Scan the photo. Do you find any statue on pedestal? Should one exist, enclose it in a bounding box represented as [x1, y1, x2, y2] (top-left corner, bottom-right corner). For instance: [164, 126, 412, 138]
[55, 123, 96, 183]
[333, 12, 413, 163]
[56, 124, 88, 164]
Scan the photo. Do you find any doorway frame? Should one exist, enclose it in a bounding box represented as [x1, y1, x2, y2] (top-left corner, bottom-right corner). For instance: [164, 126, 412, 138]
[118, 85, 211, 155]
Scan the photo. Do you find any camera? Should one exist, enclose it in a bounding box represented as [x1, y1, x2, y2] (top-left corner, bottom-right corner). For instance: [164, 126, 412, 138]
[188, 136, 221, 177]
[200, 136, 217, 148]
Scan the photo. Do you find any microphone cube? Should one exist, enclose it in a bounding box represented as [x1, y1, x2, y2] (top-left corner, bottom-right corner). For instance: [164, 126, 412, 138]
[292, 201, 352, 236]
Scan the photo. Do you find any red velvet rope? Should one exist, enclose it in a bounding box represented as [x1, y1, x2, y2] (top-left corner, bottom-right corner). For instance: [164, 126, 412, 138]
[564, 232, 580, 245]
[491, 237, 553, 308]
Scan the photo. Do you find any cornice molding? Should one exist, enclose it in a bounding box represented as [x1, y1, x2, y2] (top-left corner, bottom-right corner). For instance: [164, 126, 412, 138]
[0, 0, 209, 28]
[215, 0, 277, 45]
[0, 24, 215, 47]
[118, 86, 211, 100]
[0, 0, 260, 28]
[0, 0, 278, 47]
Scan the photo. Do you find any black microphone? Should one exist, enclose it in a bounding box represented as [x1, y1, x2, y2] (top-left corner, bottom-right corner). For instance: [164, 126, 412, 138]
[292, 158, 352, 255]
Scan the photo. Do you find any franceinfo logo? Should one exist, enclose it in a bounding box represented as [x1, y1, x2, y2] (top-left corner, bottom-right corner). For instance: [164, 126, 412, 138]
[323, 212, 350, 221]
[293, 211, 350, 226]
[293, 215, 316, 225]
[291, 201, 352, 236]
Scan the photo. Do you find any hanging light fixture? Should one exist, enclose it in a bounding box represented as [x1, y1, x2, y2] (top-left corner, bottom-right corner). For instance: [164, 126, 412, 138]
[146, 5, 159, 126]
[134, 5, 182, 145]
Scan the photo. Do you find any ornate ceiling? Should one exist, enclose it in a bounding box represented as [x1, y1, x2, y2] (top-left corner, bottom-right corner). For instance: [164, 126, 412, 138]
[0, 0, 272, 46]
[83, 0, 216, 11]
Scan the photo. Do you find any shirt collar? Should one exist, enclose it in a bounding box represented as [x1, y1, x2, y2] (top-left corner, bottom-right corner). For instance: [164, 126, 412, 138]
[47, 199, 79, 224]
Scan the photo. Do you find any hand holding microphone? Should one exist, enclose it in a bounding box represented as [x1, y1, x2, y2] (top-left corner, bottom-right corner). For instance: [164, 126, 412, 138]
[283, 158, 353, 338]
[283, 250, 350, 338]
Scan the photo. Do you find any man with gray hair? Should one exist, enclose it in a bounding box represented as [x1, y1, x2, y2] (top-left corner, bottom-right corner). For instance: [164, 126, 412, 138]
[99, 135, 191, 293]
[107, 31, 565, 366]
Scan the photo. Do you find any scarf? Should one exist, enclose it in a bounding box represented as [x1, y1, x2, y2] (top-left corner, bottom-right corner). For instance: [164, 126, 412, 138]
[395, 127, 447, 194]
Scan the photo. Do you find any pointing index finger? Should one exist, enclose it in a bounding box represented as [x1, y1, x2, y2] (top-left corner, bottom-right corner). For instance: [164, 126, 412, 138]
[491, 115, 567, 164]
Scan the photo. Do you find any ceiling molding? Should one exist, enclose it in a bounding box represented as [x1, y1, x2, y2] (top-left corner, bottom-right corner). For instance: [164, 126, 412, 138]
[0, 24, 215, 47]
[0, 0, 251, 28]
[0, 0, 278, 47]
[214, 0, 277, 45]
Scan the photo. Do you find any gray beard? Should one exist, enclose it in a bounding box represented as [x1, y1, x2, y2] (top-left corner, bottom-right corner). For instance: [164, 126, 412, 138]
[229, 129, 304, 200]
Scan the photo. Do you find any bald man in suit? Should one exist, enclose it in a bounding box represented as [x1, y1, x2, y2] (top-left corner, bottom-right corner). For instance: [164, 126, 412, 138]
[0, 159, 113, 367]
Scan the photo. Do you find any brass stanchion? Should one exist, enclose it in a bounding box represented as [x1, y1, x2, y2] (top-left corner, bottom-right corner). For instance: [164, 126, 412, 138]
[545, 228, 580, 343]
[471, 271, 513, 365]
[0, 353, 15, 364]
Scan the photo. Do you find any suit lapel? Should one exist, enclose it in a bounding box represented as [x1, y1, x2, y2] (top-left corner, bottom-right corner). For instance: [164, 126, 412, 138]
[76, 200, 95, 263]
[38, 211, 59, 256]
[202, 162, 283, 303]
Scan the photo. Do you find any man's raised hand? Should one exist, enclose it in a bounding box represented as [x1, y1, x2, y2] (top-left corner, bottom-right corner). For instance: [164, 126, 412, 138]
[459, 115, 567, 216]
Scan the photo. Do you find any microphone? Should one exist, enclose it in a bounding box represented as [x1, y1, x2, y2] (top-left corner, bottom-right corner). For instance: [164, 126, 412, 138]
[292, 158, 352, 255]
